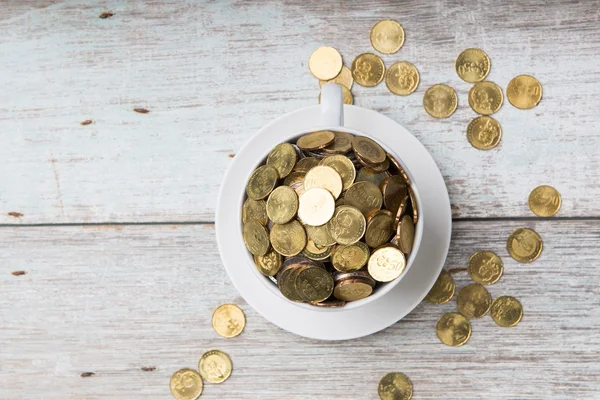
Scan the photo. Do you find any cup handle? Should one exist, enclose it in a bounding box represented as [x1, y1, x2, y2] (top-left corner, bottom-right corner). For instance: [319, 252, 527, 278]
[320, 84, 344, 127]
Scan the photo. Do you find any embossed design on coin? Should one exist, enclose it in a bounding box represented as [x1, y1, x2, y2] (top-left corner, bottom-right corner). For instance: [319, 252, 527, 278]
[365, 210, 395, 248]
[266, 142, 297, 179]
[352, 135, 386, 164]
[385, 61, 419, 95]
[436, 312, 471, 346]
[423, 84, 458, 118]
[302, 238, 332, 261]
[457, 283, 492, 319]
[351, 53, 386, 87]
[368, 245, 406, 282]
[212, 304, 246, 338]
[528, 185, 561, 217]
[491, 296, 523, 327]
[455, 48, 490, 83]
[333, 278, 373, 302]
[320, 154, 356, 191]
[425, 270, 455, 304]
[254, 249, 282, 276]
[266, 186, 299, 224]
[370, 20, 405, 54]
[344, 181, 383, 216]
[296, 266, 334, 302]
[170, 368, 203, 400]
[308, 46, 343, 80]
[507, 74, 542, 109]
[304, 165, 343, 199]
[468, 250, 503, 285]
[327, 205, 366, 245]
[198, 350, 232, 384]
[507, 228, 543, 263]
[467, 116, 502, 150]
[270, 220, 306, 256]
[246, 165, 279, 200]
[242, 219, 269, 256]
[296, 130, 335, 151]
[378, 372, 413, 400]
[323, 131, 353, 154]
[469, 81, 503, 115]
[357, 167, 390, 187]
[332, 241, 370, 272]
[242, 198, 268, 226]
[319, 65, 354, 89]
[305, 224, 337, 247]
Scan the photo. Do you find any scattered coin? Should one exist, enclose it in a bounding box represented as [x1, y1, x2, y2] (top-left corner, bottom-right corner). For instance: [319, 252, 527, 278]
[436, 312, 472, 346]
[425, 270, 456, 304]
[351, 53, 386, 87]
[455, 48, 491, 83]
[370, 20, 405, 54]
[506, 227, 543, 263]
[308, 46, 343, 80]
[468, 81, 503, 115]
[198, 350, 232, 384]
[368, 245, 406, 282]
[169, 368, 203, 400]
[457, 283, 492, 319]
[378, 372, 413, 400]
[507, 74, 542, 109]
[211, 304, 246, 338]
[467, 116, 502, 150]
[385, 61, 419, 95]
[319, 65, 354, 89]
[490, 296, 523, 327]
[528, 185, 561, 217]
[266, 186, 299, 224]
[468, 250, 504, 285]
[298, 187, 335, 226]
[423, 84, 458, 118]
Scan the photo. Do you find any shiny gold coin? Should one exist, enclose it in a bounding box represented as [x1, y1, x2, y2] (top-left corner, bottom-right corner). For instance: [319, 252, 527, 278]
[370, 20, 405, 54]
[296, 130, 335, 151]
[455, 48, 491, 83]
[528, 185, 561, 217]
[211, 304, 246, 338]
[491, 296, 523, 327]
[351, 53, 385, 87]
[344, 181, 383, 216]
[368, 245, 406, 282]
[424, 270, 455, 304]
[266, 186, 299, 224]
[304, 165, 343, 199]
[506, 227, 543, 263]
[468, 250, 503, 285]
[295, 265, 334, 302]
[365, 210, 395, 248]
[333, 278, 373, 302]
[242, 219, 269, 256]
[246, 165, 279, 200]
[381, 175, 408, 215]
[254, 249, 283, 276]
[469, 81, 503, 115]
[278, 261, 305, 302]
[378, 372, 413, 400]
[385, 61, 419, 96]
[266, 142, 297, 179]
[408, 187, 418, 225]
[308, 46, 343, 80]
[388, 154, 412, 185]
[270, 220, 307, 256]
[323, 131, 354, 154]
[507, 74, 542, 109]
[283, 171, 305, 186]
[198, 349, 232, 384]
[436, 312, 471, 346]
[332, 241, 370, 272]
[169, 368, 203, 400]
[293, 157, 320, 173]
[242, 198, 268, 226]
[393, 195, 410, 228]
[356, 167, 390, 187]
[319, 84, 353, 105]
[305, 224, 337, 247]
[302, 238, 333, 261]
[320, 155, 356, 191]
[397, 215, 415, 254]
[467, 116, 502, 150]
[456, 283, 492, 319]
[352, 135, 387, 164]
[423, 84, 458, 118]
[327, 205, 366, 245]
[298, 187, 335, 226]
[319, 65, 354, 89]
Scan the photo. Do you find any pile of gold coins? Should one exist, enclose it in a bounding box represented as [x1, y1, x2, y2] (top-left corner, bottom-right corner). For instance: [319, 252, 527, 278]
[242, 130, 417, 306]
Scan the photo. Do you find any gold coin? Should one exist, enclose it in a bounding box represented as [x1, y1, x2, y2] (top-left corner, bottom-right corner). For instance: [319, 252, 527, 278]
[397, 215, 415, 254]
[344, 181, 383, 216]
[211, 304, 246, 338]
[408, 186, 418, 225]
[319, 65, 354, 89]
[270, 220, 307, 256]
[436, 312, 471, 346]
[385, 61, 419, 95]
[528, 185, 561, 217]
[266, 142, 297, 179]
[242, 198, 268, 226]
[318, 85, 353, 105]
[393, 195, 410, 228]
[507, 227, 543, 263]
[333, 278, 373, 302]
[370, 20, 405, 54]
[169, 368, 203, 400]
[378, 372, 413, 400]
[352, 135, 386, 164]
[283, 171, 305, 186]
[254, 249, 282, 276]
[351, 53, 385, 87]
[468, 250, 503, 285]
[295, 265, 334, 302]
[290, 181, 305, 198]
[469, 81, 503, 115]
[246, 165, 278, 200]
[294, 157, 320, 173]
[456, 283, 492, 319]
[354, 151, 388, 171]
[304, 165, 343, 199]
[242, 219, 269, 256]
[365, 210, 395, 248]
[305, 224, 337, 247]
[327, 205, 366, 245]
[298, 187, 335, 226]
[296, 130, 335, 151]
[278, 261, 305, 302]
[388, 154, 412, 186]
[335, 197, 345, 207]
[198, 350, 232, 384]
[491, 296, 523, 327]
[332, 241, 370, 272]
[320, 155, 356, 191]
[311, 298, 346, 308]
[423, 84, 458, 118]
[424, 270, 455, 304]
[455, 48, 491, 83]
[356, 167, 390, 187]
[266, 186, 299, 224]
[381, 175, 408, 215]
[302, 238, 333, 261]
[467, 116, 502, 150]
[507, 74, 542, 109]
[368, 245, 406, 282]
[308, 46, 343, 80]
[323, 131, 354, 154]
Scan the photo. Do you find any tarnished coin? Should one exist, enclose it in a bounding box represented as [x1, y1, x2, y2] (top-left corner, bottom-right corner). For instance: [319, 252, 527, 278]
[319, 65, 354, 89]
[211, 304, 246, 338]
[528, 185, 561, 217]
[327, 205, 366, 245]
[368, 245, 406, 282]
[320, 155, 356, 191]
[290, 181, 305, 198]
[351, 53, 385, 87]
[423, 84, 458, 118]
[323, 131, 354, 154]
[397, 215, 414, 254]
[270, 220, 307, 256]
[385, 61, 419, 95]
[246, 165, 279, 200]
[284, 171, 305, 186]
[293, 157, 320, 173]
[356, 167, 390, 188]
[278, 262, 305, 302]
[469, 81, 503, 115]
[295, 265, 334, 302]
[352, 135, 386, 164]
[319, 84, 353, 105]
[305, 224, 337, 247]
[491, 296, 523, 327]
[302, 238, 333, 261]
[304, 165, 343, 199]
[266, 186, 299, 224]
[296, 130, 335, 151]
[332, 241, 370, 272]
[467, 116, 502, 150]
[457, 283, 492, 319]
[425, 270, 455, 304]
[468, 250, 503, 285]
[344, 181, 383, 217]
[298, 187, 335, 226]
[436, 312, 471, 346]
[507, 74, 542, 109]
[198, 350, 232, 384]
[308, 46, 343, 80]
[455, 48, 491, 83]
[242, 198, 268, 226]
[254, 249, 282, 276]
[169, 368, 203, 400]
[266, 142, 297, 179]
[333, 278, 373, 302]
[378, 372, 413, 400]
[365, 210, 395, 248]
[370, 20, 405, 54]
[381, 175, 408, 215]
[393, 195, 410, 228]
[242, 219, 269, 256]
[408, 187, 418, 225]
[507, 227, 543, 263]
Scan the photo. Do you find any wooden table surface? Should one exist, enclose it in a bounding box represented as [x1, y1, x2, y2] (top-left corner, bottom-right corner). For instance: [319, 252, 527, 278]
[1, 1, 599, 399]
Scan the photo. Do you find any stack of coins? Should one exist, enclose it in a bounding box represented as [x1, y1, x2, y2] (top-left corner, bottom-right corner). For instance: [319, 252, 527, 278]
[243, 131, 418, 307]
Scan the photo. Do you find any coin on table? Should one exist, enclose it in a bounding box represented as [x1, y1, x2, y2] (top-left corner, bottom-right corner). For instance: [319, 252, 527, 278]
[332, 241, 370, 272]
[425, 270, 455, 304]
[246, 165, 279, 200]
[467, 116, 502, 150]
[333, 278, 373, 302]
[370, 19, 405, 54]
[385, 61, 419, 95]
[266, 186, 299, 224]
[242, 219, 269, 256]
[365, 210, 395, 248]
[296, 130, 335, 151]
[491, 296, 523, 327]
[344, 181, 383, 216]
[528, 185, 561, 217]
[423, 84, 458, 118]
[351, 53, 385, 87]
[254, 249, 282, 276]
[305, 224, 337, 247]
[456, 283, 492, 319]
[506, 227, 543, 263]
[211, 304, 246, 338]
[308, 46, 343, 80]
[265, 142, 297, 179]
[352, 135, 387, 164]
[298, 187, 335, 226]
[198, 350, 232, 384]
[302, 238, 333, 261]
[242, 198, 268, 226]
[270, 220, 307, 256]
[381, 175, 408, 215]
[468, 250, 503, 285]
[327, 205, 366, 245]
[304, 165, 343, 199]
[319, 155, 356, 191]
[455, 48, 491, 83]
[397, 215, 415, 254]
[295, 264, 334, 302]
[469, 81, 503, 115]
[318, 85, 353, 105]
[507, 74, 542, 109]
[368, 245, 406, 282]
[436, 312, 472, 346]
[170, 368, 203, 400]
[378, 372, 413, 400]
[319, 65, 354, 89]
[323, 131, 354, 154]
